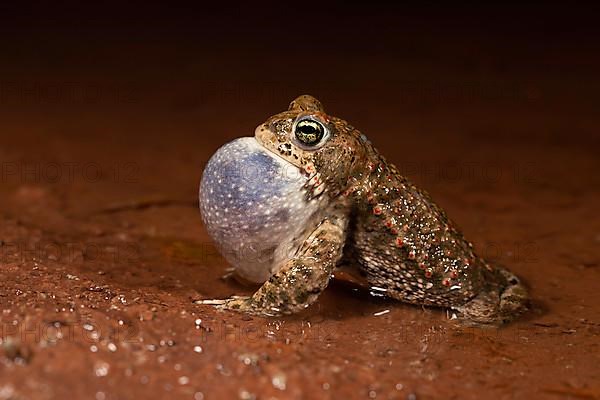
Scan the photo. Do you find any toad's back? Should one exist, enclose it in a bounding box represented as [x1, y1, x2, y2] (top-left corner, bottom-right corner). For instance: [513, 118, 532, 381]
[345, 153, 487, 306]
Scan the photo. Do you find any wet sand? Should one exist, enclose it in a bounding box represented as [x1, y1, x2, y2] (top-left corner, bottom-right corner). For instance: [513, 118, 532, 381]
[0, 4, 599, 399]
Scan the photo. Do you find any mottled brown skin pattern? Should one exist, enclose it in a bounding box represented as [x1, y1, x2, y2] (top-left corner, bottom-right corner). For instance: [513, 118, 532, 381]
[211, 95, 528, 325]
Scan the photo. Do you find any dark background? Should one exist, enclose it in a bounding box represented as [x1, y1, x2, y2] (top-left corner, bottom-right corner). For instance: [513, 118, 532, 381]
[1, 2, 598, 141]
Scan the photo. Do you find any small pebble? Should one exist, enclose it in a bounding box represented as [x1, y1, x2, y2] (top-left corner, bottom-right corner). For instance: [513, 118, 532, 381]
[178, 376, 189, 385]
[94, 361, 109, 377]
[238, 389, 256, 400]
[271, 372, 287, 390]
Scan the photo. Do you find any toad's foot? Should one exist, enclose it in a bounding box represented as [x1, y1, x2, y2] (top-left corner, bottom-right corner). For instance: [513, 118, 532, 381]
[197, 296, 281, 316]
[453, 267, 529, 326]
[195, 296, 257, 313]
[197, 214, 347, 317]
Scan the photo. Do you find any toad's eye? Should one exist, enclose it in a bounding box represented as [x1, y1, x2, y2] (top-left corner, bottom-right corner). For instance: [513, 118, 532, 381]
[294, 118, 327, 147]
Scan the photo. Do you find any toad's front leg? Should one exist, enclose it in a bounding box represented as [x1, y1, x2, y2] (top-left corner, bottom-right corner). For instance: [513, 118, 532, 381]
[199, 215, 347, 317]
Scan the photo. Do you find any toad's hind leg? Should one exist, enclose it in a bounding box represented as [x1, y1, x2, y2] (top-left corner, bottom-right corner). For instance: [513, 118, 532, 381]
[200, 215, 347, 316]
[454, 267, 529, 325]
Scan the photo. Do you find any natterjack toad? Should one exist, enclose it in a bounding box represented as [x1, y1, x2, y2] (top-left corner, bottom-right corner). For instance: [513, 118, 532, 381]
[199, 95, 528, 324]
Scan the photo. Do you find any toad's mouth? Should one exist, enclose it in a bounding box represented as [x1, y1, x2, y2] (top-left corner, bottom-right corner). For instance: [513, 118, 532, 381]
[253, 124, 306, 170]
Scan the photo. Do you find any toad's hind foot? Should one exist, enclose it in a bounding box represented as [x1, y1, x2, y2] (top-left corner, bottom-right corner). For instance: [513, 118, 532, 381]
[453, 268, 529, 326]
[196, 296, 259, 314]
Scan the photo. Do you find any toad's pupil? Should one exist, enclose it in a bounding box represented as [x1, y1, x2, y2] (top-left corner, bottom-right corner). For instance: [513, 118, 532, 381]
[295, 120, 324, 145]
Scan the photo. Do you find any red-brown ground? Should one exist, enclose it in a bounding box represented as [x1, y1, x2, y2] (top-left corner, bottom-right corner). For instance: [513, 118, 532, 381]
[0, 5, 599, 399]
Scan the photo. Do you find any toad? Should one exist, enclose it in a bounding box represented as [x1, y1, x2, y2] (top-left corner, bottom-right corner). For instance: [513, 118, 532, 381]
[199, 95, 528, 325]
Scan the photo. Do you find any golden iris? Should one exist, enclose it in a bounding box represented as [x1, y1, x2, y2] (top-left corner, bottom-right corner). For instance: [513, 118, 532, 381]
[295, 119, 325, 146]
